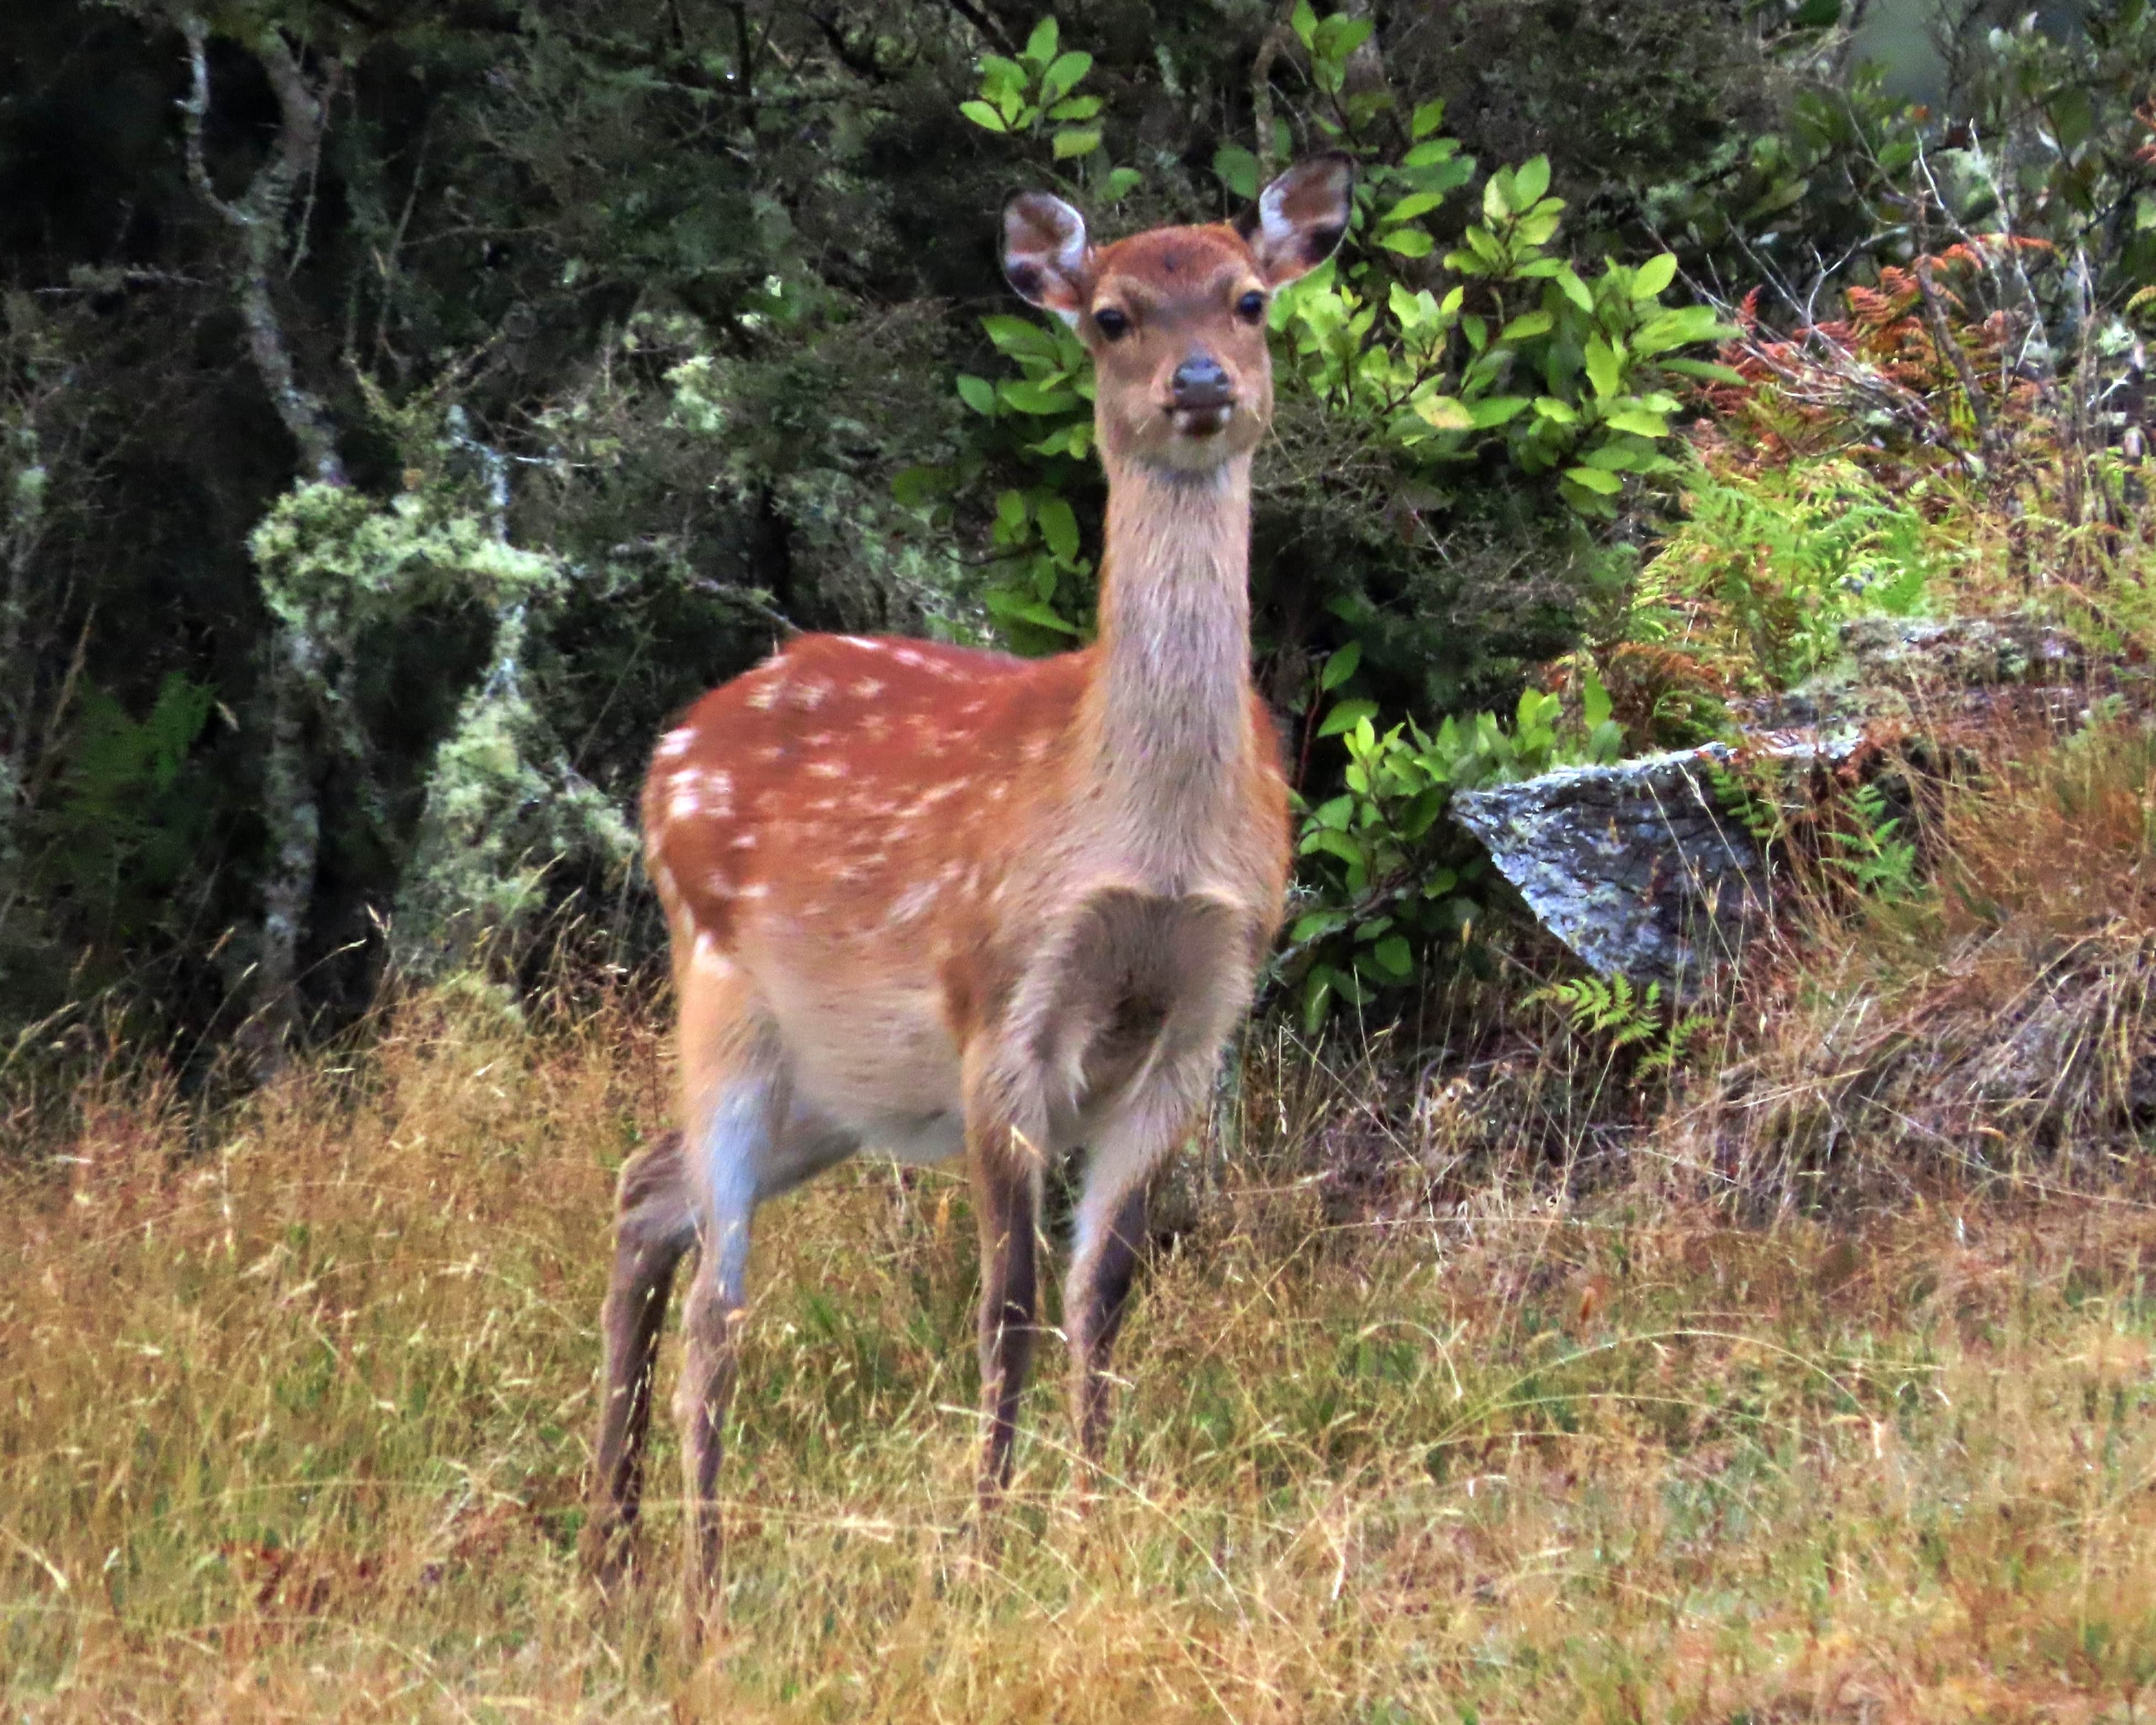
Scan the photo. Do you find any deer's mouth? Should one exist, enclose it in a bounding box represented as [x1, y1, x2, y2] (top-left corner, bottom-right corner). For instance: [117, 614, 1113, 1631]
[1168, 403, 1234, 437]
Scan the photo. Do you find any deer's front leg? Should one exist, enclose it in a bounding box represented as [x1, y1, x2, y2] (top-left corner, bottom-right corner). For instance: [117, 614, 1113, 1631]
[1064, 1047, 1224, 1480]
[968, 1114, 1043, 1514]
[584, 1130, 695, 1592]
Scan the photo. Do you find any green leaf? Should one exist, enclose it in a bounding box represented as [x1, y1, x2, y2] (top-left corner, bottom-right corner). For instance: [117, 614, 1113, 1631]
[1369, 934, 1414, 979]
[1498, 309, 1553, 341]
[1658, 357, 1748, 385]
[980, 314, 1056, 356]
[1036, 495, 1079, 562]
[1401, 138, 1458, 169]
[1556, 265, 1593, 312]
[890, 463, 949, 508]
[1290, 0, 1319, 49]
[1631, 253, 1677, 298]
[1309, 794, 1354, 832]
[956, 373, 997, 414]
[2050, 86, 2094, 154]
[1379, 228, 1434, 257]
[1413, 394, 1474, 431]
[1583, 337, 1621, 399]
[1482, 172, 1512, 223]
[1301, 970, 1335, 1036]
[1410, 98, 1447, 139]
[1213, 143, 1261, 201]
[1604, 407, 1669, 438]
[1317, 698, 1379, 738]
[1006, 599, 1081, 634]
[999, 380, 1080, 414]
[1580, 435, 1660, 472]
[1582, 666, 1612, 729]
[1565, 465, 1623, 495]
[1509, 154, 1551, 208]
[1053, 128, 1102, 159]
[1023, 15, 1058, 67]
[1467, 395, 1531, 428]
[1320, 640, 1363, 690]
[1381, 191, 1446, 225]
[1048, 95, 1102, 121]
[1533, 396, 1579, 424]
[959, 100, 1007, 133]
[1300, 828, 1368, 867]
[1632, 305, 1737, 354]
[995, 489, 1028, 530]
[1314, 14, 1374, 60]
[1042, 50, 1093, 101]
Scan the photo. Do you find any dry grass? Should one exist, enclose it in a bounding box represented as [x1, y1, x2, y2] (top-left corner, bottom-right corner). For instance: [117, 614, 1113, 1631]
[5, 950, 2156, 1721]
[1657, 717, 2156, 1206]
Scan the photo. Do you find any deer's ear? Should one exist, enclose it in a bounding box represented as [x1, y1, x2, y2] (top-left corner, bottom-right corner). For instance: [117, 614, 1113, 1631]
[1002, 192, 1091, 324]
[1236, 153, 1355, 286]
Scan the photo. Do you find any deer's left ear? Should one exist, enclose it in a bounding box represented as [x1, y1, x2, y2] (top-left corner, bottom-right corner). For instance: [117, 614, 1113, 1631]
[1235, 153, 1355, 286]
[1002, 191, 1092, 324]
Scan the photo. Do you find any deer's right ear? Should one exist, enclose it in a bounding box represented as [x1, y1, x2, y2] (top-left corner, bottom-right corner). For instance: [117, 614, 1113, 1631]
[1002, 192, 1091, 325]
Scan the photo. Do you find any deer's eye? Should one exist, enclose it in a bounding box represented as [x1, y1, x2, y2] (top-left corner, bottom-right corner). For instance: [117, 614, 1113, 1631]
[1092, 306, 1130, 340]
[1236, 290, 1267, 323]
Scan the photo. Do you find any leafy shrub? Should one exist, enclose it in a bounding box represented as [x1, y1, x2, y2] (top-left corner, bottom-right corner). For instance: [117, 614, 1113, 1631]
[1282, 687, 1623, 1031]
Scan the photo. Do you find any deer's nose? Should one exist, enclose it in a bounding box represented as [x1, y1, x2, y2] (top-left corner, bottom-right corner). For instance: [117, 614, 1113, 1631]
[1171, 355, 1233, 410]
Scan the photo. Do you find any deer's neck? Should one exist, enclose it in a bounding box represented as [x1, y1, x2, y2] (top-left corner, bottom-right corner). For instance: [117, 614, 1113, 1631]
[1075, 455, 1256, 867]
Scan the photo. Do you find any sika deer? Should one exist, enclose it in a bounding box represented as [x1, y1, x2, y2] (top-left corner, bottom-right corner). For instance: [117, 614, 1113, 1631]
[583, 156, 1354, 1626]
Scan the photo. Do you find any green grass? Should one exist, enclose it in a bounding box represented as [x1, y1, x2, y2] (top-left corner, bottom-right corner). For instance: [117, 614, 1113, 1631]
[6, 993, 2155, 1723]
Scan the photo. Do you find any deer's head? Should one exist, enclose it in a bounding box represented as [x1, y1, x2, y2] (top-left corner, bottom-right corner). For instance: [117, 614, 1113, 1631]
[1001, 156, 1354, 474]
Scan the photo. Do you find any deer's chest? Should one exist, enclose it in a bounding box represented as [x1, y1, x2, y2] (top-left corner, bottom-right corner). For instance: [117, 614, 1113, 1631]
[1006, 882, 1274, 1142]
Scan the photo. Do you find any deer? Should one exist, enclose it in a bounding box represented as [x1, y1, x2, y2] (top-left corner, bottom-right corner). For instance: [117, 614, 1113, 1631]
[580, 154, 1354, 1627]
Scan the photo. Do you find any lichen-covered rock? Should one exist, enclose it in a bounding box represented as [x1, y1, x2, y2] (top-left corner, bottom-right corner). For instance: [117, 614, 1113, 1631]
[1739, 616, 2087, 729]
[1451, 746, 1776, 989]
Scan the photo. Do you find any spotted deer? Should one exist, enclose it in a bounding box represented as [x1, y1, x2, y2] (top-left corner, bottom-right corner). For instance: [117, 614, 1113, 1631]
[582, 156, 1354, 1621]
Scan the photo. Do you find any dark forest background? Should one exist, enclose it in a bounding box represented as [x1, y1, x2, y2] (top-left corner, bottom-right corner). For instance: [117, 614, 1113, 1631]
[2, 0, 2149, 1094]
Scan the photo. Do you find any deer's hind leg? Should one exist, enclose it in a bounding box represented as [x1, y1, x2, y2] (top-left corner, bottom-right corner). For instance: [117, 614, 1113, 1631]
[964, 1072, 1048, 1515]
[673, 965, 791, 1637]
[584, 1129, 697, 1591]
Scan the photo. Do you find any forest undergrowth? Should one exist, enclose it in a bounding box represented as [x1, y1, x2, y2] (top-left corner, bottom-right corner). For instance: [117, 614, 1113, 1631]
[8, 733, 2156, 1725]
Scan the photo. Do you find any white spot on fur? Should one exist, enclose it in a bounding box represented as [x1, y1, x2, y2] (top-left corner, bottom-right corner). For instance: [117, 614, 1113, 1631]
[793, 677, 832, 710]
[840, 635, 883, 651]
[738, 882, 771, 900]
[805, 759, 847, 779]
[886, 878, 941, 925]
[853, 677, 885, 699]
[892, 647, 926, 669]
[730, 832, 758, 850]
[746, 681, 781, 711]
[657, 728, 694, 761]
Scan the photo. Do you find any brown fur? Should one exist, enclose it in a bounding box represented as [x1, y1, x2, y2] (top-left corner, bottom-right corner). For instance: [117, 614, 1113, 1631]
[584, 158, 1354, 1635]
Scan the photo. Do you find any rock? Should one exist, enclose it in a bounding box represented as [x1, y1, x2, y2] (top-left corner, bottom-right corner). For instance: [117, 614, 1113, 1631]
[1456, 615, 2120, 990]
[1736, 615, 2088, 730]
[1451, 744, 1787, 990]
